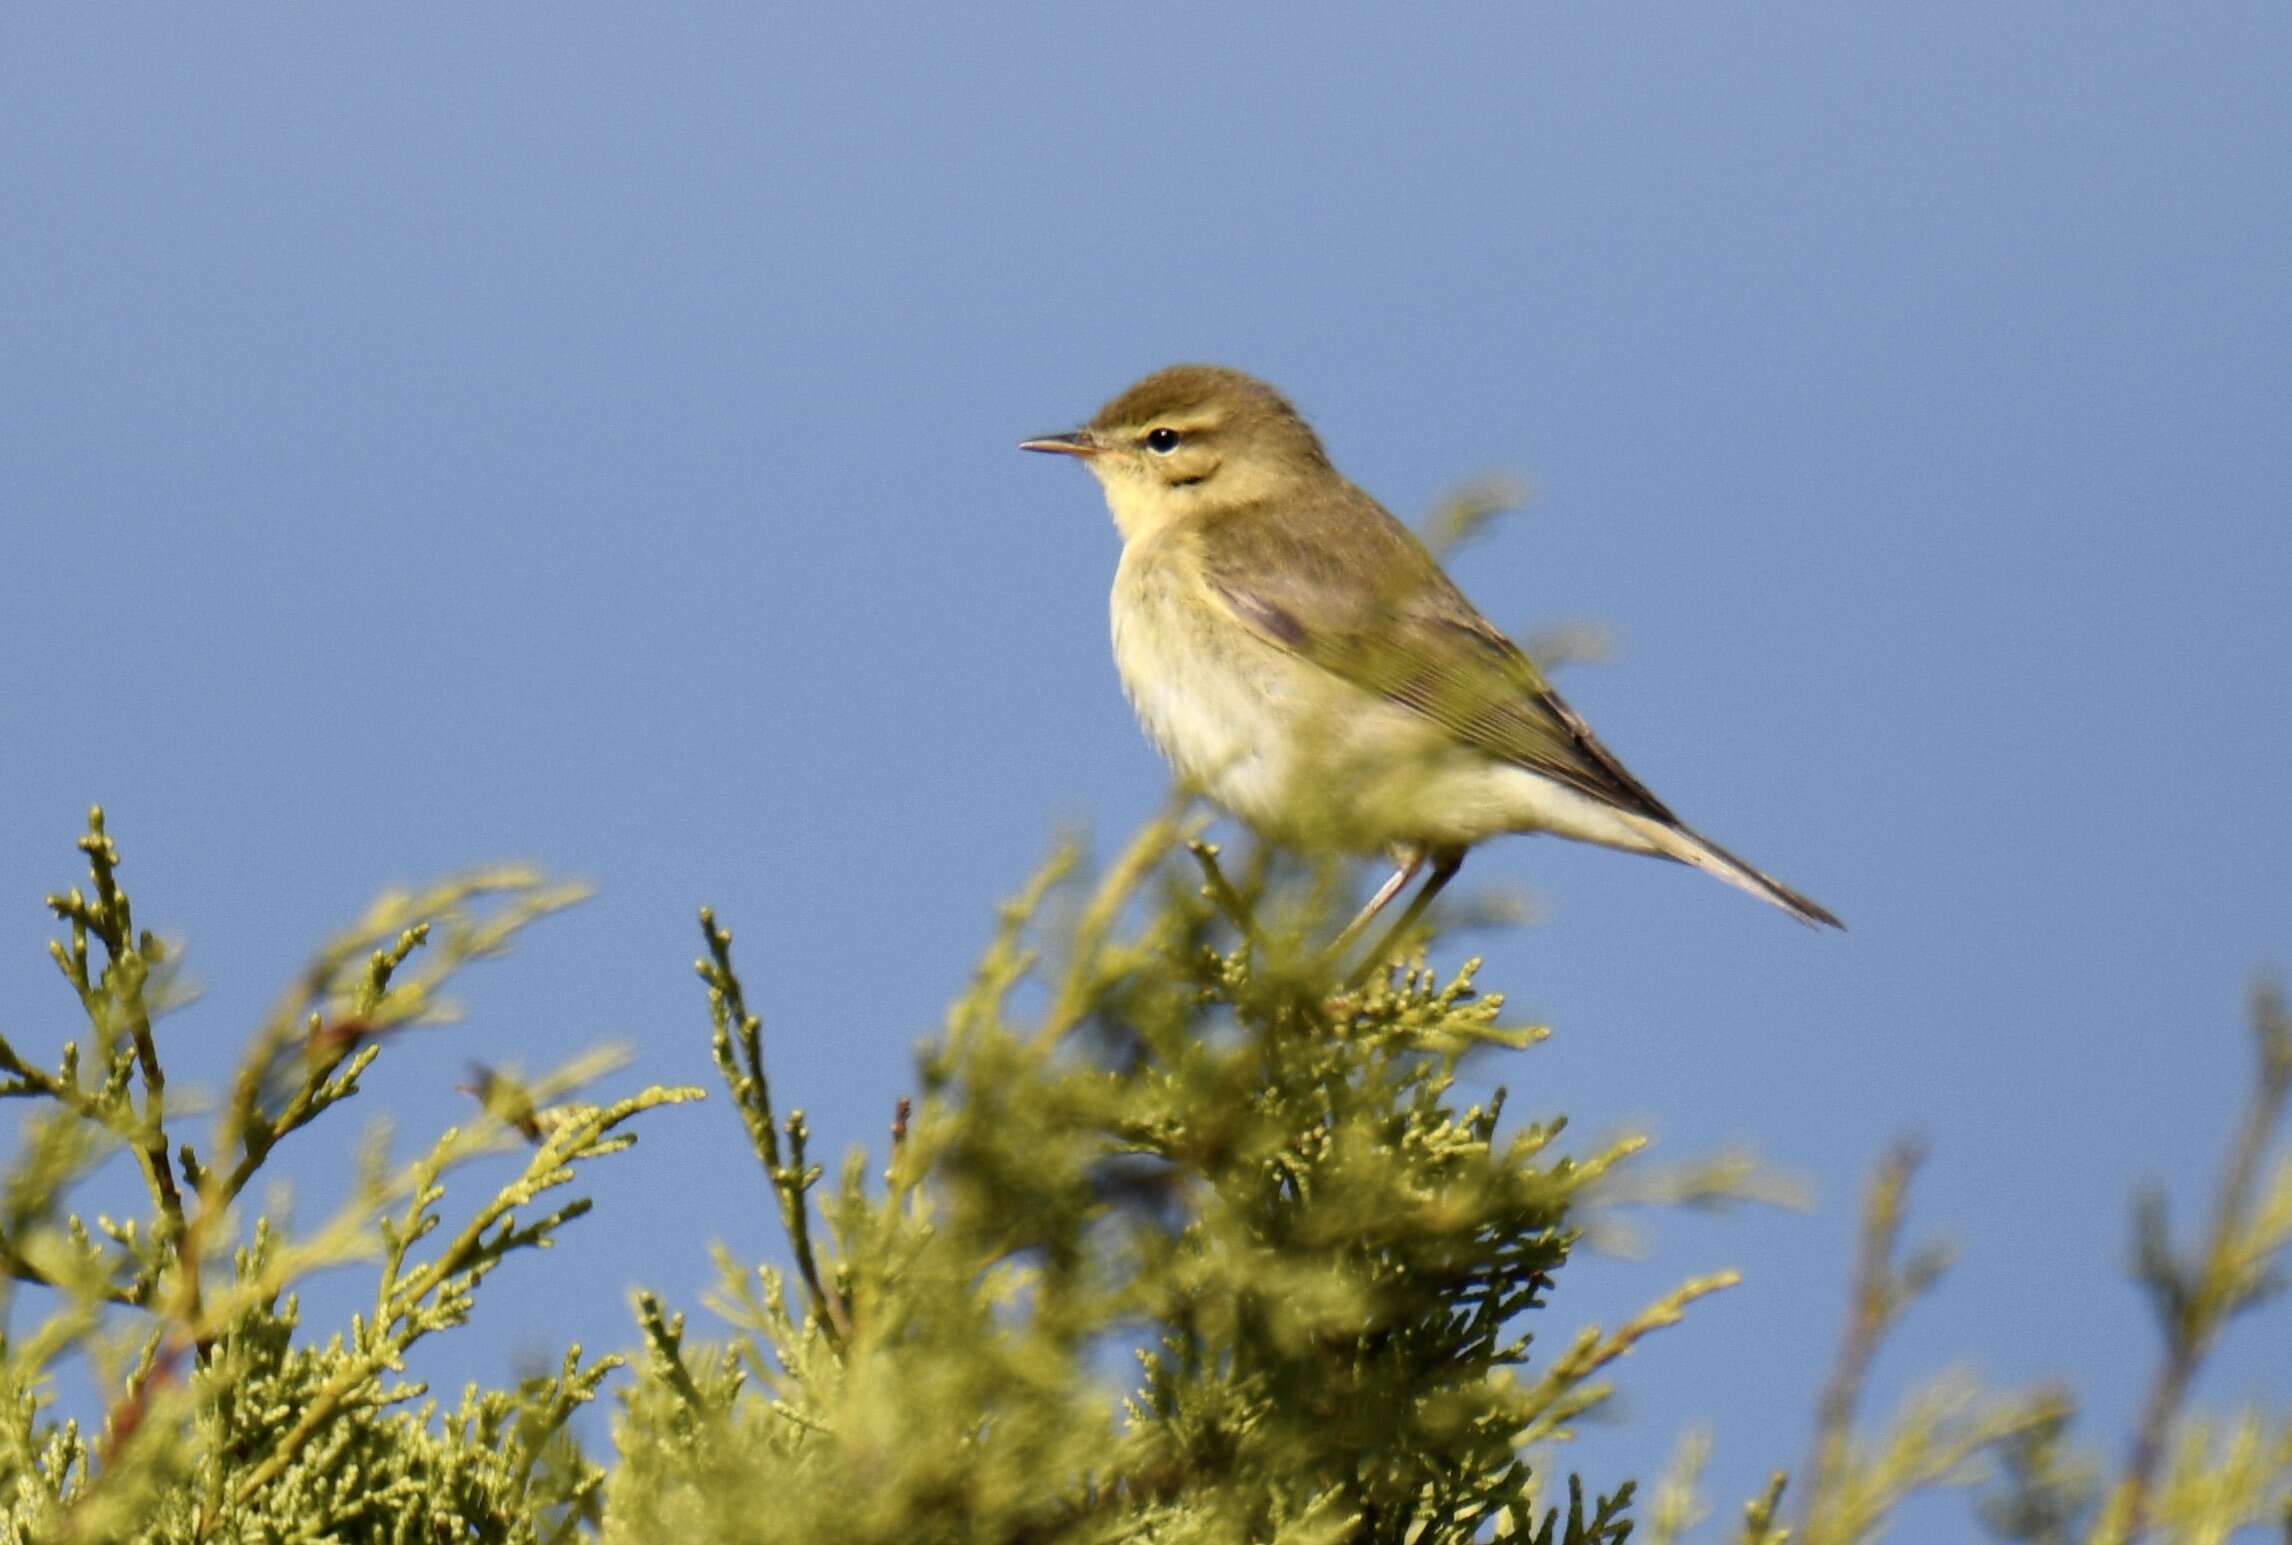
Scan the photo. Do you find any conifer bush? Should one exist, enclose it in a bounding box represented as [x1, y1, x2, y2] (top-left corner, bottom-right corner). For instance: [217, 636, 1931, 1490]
[0, 808, 2285, 1541]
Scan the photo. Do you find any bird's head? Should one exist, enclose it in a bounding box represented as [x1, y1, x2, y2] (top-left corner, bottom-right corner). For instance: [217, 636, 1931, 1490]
[1022, 364, 1333, 541]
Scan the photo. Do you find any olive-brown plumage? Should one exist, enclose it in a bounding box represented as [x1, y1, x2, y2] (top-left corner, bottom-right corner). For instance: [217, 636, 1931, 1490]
[1022, 364, 1841, 933]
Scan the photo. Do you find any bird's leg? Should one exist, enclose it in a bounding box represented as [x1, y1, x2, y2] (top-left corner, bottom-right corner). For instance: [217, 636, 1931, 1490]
[1346, 849, 1465, 988]
[1329, 848, 1425, 960]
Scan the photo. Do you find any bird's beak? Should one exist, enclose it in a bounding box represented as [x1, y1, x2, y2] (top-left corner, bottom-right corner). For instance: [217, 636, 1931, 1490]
[1019, 429, 1104, 458]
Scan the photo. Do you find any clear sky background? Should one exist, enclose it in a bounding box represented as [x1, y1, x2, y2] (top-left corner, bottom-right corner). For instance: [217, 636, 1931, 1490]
[4, 3, 2288, 1529]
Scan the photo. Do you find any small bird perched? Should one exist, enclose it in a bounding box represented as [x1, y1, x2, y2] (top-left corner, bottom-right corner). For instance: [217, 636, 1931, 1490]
[1022, 365, 1841, 946]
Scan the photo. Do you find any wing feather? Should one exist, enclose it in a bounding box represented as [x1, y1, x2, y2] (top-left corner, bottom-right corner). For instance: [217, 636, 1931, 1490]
[1193, 488, 1676, 823]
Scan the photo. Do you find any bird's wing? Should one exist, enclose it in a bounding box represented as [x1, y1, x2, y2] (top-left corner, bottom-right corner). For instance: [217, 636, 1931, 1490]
[1192, 488, 1676, 823]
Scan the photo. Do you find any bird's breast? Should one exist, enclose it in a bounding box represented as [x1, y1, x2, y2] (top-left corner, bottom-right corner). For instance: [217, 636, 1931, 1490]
[1109, 538, 1303, 827]
[1107, 530, 1587, 854]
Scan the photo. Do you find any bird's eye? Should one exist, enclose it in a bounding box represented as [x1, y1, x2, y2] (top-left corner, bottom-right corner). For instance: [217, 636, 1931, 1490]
[1144, 427, 1181, 454]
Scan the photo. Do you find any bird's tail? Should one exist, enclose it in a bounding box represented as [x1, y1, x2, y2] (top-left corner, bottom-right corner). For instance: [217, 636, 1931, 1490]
[1627, 815, 1844, 930]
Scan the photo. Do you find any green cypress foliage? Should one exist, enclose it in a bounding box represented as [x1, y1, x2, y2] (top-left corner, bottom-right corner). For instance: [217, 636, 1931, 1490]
[0, 809, 2286, 1541]
[607, 823, 1733, 1543]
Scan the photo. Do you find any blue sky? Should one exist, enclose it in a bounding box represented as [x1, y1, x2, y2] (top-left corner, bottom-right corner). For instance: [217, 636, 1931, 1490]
[4, 3, 2288, 1525]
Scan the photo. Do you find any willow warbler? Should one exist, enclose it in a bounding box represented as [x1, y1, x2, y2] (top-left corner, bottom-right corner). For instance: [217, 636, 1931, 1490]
[1022, 364, 1841, 938]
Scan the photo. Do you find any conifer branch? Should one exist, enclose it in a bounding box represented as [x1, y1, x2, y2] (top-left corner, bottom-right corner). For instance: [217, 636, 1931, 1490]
[199, 1080, 695, 1535]
[697, 907, 850, 1343]
[2102, 978, 2292, 1541]
[41, 810, 195, 1324]
[1806, 1140, 1935, 1514]
[7, 804, 2286, 1542]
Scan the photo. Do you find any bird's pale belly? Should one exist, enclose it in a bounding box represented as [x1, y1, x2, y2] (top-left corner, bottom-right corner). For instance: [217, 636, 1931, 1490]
[1109, 547, 1646, 855]
[1110, 561, 1301, 830]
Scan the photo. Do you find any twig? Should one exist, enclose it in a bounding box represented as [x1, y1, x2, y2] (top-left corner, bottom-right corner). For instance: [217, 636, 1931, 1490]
[1039, 813, 1183, 1042]
[698, 908, 851, 1343]
[45, 810, 198, 1327]
[1186, 840, 1259, 945]
[2111, 981, 2292, 1537]
[1804, 1140, 1935, 1522]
